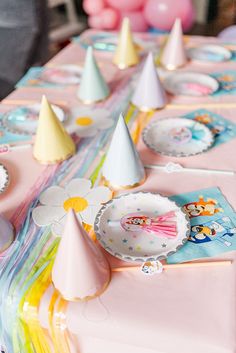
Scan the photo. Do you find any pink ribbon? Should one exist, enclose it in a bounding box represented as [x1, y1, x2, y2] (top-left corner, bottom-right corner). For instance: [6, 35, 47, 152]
[121, 211, 177, 239]
[143, 211, 177, 238]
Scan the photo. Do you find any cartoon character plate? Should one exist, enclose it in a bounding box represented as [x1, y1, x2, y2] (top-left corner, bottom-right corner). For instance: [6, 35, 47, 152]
[1, 104, 66, 136]
[94, 192, 190, 262]
[0, 164, 9, 194]
[188, 44, 232, 63]
[163, 72, 219, 96]
[41, 65, 82, 85]
[142, 117, 214, 157]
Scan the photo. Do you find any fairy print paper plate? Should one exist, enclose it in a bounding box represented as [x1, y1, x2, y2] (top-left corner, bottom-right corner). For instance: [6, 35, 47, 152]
[142, 117, 214, 157]
[41, 65, 82, 85]
[163, 72, 219, 96]
[2, 104, 66, 136]
[188, 44, 232, 63]
[0, 164, 9, 194]
[94, 192, 190, 263]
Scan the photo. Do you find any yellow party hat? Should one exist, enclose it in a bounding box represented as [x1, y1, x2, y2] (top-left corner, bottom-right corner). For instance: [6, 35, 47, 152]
[33, 96, 76, 164]
[113, 17, 139, 69]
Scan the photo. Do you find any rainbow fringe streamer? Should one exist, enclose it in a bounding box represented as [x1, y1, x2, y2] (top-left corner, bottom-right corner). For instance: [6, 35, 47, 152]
[0, 60, 153, 353]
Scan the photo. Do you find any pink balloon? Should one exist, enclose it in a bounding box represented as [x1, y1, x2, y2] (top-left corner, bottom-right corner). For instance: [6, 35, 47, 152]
[88, 14, 104, 29]
[144, 0, 194, 32]
[106, 0, 145, 12]
[83, 0, 105, 15]
[120, 11, 148, 32]
[101, 8, 120, 29]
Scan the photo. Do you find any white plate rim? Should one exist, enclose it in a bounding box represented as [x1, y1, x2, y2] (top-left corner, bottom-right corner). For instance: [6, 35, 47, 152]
[1, 103, 66, 136]
[142, 117, 215, 157]
[163, 71, 219, 96]
[94, 191, 190, 263]
[188, 44, 232, 63]
[0, 164, 10, 194]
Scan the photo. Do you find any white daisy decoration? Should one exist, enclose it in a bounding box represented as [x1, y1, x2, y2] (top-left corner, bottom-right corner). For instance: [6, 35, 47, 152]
[32, 178, 112, 236]
[67, 107, 113, 137]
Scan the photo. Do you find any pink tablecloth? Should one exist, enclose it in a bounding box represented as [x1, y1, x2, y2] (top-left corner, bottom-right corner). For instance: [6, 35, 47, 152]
[1, 30, 236, 353]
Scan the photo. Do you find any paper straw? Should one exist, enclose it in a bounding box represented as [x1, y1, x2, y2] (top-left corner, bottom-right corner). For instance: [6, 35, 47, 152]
[112, 260, 232, 272]
[145, 164, 235, 176]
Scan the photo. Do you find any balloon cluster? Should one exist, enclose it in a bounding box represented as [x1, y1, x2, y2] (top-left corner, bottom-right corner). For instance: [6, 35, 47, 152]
[83, 0, 195, 32]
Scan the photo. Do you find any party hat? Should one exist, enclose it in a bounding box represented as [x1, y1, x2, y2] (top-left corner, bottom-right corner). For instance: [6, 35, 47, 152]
[33, 96, 76, 164]
[78, 46, 110, 103]
[160, 18, 187, 70]
[0, 214, 14, 253]
[131, 52, 167, 111]
[102, 114, 145, 189]
[113, 17, 139, 69]
[52, 209, 110, 301]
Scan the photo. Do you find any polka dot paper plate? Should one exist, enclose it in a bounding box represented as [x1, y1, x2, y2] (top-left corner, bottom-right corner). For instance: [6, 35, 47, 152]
[0, 164, 9, 194]
[188, 44, 232, 63]
[142, 117, 214, 157]
[163, 72, 219, 96]
[2, 104, 66, 136]
[94, 192, 190, 263]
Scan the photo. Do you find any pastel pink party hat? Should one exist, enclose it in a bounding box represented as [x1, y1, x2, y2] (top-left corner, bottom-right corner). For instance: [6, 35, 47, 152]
[131, 52, 167, 111]
[52, 209, 110, 301]
[160, 18, 187, 70]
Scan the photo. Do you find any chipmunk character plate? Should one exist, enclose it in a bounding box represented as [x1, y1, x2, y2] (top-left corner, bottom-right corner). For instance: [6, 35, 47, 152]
[142, 117, 214, 157]
[94, 192, 190, 262]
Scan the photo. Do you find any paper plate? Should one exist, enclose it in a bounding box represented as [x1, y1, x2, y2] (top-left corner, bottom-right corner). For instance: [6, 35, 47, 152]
[0, 164, 9, 194]
[41, 65, 82, 85]
[94, 192, 190, 263]
[142, 117, 214, 157]
[0, 215, 14, 253]
[163, 72, 219, 96]
[2, 104, 66, 136]
[188, 44, 232, 63]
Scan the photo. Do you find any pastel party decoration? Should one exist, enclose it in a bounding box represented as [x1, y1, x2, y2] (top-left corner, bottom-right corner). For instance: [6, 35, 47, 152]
[68, 107, 113, 137]
[0, 214, 14, 253]
[109, 211, 177, 238]
[113, 17, 139, 69]
[78, 46, 110, 103]
[160, 18, 187, 70]
[89, 7, 119, 30]
[94, 192, 190, 262]
[33, 96, 76, 164]
[106, 0, 145, 11]
[144, 0, 195, 32]
[131, 52, 167, 111]
[120, 10, 148, 32]
[102, 113, 145, 189]
[0, 164, 9, 194]
[52, 208, 110, 301]
[83, 0, 194, 32]
[83, 0, 105, 15]
[32, 178, 112, 236]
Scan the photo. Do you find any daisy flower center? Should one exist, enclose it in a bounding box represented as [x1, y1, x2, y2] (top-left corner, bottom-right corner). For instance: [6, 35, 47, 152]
[63, 197, 88, 212]
[76, 116, 93, 126]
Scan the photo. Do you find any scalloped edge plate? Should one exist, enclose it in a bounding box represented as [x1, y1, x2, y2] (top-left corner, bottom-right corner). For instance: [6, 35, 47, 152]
[142, 117, 214, 157]
[188, 44, 232, 63]
[1, 103, 66, 136]
[0, 164, 9, 194]
[163, 72, 219, 96]
[94, 192, 190, 263]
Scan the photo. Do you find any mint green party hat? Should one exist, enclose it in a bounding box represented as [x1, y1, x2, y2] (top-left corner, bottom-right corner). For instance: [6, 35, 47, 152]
[77, 46, 110, 103]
